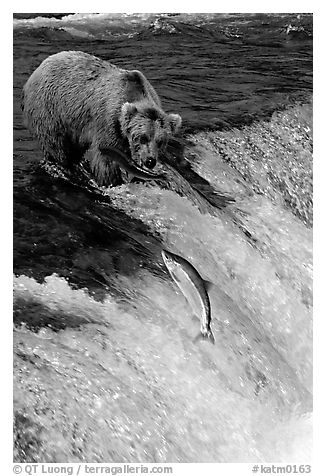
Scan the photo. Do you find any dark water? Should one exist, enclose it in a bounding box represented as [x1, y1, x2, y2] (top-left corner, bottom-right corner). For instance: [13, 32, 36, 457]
[13, 13, 313, 463]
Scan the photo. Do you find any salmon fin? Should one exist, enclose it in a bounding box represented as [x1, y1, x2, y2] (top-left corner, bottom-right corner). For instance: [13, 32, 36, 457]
[193, 329, 215, 345]
[203, 280, 214, 292]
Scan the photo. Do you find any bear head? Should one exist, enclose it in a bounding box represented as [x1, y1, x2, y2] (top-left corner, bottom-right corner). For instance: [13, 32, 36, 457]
[119, 101, 182, 171]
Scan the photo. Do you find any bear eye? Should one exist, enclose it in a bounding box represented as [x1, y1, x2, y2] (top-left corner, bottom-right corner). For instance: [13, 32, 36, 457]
[139, 135, 149, 145]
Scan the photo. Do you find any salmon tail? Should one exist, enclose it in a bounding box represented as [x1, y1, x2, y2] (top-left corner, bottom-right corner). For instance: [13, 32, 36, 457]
[193, 328, 215, 345]
[207, 330, 216, 345]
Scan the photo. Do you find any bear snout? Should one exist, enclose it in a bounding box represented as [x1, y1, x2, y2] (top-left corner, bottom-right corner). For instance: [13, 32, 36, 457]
[144, 157, 156, 169]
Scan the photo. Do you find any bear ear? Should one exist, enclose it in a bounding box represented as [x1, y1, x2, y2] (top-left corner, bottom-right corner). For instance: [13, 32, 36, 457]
[120, 102, 138, 134]
[121, 102, 138, 120]
[168, 113, 182, 134]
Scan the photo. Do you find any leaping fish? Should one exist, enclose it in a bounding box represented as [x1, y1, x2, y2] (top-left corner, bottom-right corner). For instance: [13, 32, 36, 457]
[100, 147, 165, 181]
[161, 249, 215, 344]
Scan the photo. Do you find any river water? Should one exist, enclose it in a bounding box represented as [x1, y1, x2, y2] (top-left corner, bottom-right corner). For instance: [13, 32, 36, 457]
[13, 13, 313, 463]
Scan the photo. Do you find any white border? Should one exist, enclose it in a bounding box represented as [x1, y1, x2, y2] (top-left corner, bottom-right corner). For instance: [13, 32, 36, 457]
[5, 4, 324, 475]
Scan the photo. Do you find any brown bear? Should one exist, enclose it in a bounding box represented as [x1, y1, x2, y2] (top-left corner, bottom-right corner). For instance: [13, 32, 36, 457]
[22, 51, 182, 186]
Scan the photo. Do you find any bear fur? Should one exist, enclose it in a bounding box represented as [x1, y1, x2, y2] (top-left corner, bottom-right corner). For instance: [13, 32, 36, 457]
[22, 51, 182, 186]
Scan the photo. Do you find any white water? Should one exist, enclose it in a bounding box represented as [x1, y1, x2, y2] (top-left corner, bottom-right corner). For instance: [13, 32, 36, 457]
[13, 18, 312, 457]
[14, 160, 312, 461]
